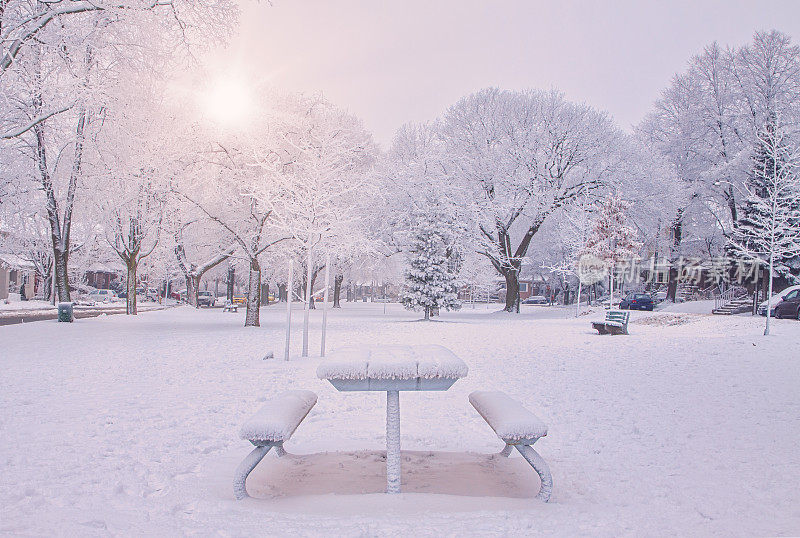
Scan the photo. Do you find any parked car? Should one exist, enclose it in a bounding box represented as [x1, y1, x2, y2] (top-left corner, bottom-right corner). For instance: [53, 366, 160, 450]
[619, 292, 654, 311]
[86, 290, 116, 304]
[758, 285, 800, 316]
[146, 287, 161, 302]
[118, 288, 149, 300]
[595, 294, 619, 309]
[522, 295, 548, 305]
[197, 291, 216, 307]
[87, 289, 116, 304]
[169, 289, 187, 301]
[232, 295, 246, 305]
[70, 283, 96, 305]
[772, 288, 800, 319]
[651, 290, 668, 303]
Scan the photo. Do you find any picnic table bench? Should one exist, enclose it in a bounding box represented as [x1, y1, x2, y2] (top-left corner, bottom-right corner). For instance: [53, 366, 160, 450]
[222, 302, 238, 312]
[234, 390, 317, 500]
[592, 310, 630, 335]
[470, 390, 553, 501]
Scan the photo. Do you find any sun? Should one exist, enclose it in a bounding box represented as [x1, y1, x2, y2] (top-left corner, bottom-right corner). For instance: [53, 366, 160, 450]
[200, 77, 255, 128]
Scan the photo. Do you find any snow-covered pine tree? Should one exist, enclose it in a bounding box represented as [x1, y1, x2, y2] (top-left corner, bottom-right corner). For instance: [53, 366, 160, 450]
[580, 192, 641, 306]
[729, 116, 800, 335]
[401, 218, 460, 320]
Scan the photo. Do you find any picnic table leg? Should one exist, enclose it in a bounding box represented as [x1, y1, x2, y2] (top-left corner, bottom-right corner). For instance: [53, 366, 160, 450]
[515, 444, 553, 502]
[233, 444, 273, 500]
[386, 390, 401, 493]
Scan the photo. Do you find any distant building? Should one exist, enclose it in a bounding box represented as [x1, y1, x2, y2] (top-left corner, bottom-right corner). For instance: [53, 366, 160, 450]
[85, 262, 122, 290]
[0, 254, 36, 301]
[489, 275, 548, 302]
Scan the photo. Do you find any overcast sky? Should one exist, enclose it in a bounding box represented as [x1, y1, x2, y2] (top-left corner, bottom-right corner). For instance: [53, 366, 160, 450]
[215, 0, 800, 147]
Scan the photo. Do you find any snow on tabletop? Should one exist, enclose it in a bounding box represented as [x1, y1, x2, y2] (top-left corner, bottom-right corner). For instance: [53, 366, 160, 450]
[470, 391, 548, 441]
[315, 346, 370, 380]
[317, 344, 468, 380]
[239, 390, 317, 443]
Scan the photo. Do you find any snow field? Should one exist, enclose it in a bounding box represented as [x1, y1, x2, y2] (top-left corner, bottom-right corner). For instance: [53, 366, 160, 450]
[1, 303, 799, 536]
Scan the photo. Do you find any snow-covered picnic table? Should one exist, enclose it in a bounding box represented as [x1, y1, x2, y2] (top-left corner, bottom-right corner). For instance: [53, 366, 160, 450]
[317, 345, 468, 493]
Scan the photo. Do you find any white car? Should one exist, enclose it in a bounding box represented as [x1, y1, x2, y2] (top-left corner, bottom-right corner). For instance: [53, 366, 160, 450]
[523, 295, 549, 305]
[197, 291, 216, 307]
[87, 289, 117, 304]
[758, 284, 800, 316]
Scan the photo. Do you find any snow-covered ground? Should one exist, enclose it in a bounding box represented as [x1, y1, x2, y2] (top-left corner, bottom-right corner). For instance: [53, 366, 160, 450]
[658, 299, 717, 314]
[0, 299, 175, 320]
[0, 299, 57, 313]
[1, 303, 799, 536]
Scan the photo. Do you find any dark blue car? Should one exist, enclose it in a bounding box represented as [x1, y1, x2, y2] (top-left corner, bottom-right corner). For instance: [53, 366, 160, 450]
[619, 292, 654, 311]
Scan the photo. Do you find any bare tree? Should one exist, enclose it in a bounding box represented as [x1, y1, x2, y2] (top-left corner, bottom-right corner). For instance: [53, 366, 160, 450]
[439, 88, 629, 312]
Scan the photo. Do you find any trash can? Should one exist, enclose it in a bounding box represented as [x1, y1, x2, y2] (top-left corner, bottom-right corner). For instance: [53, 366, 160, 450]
[58, 302, 74, 323]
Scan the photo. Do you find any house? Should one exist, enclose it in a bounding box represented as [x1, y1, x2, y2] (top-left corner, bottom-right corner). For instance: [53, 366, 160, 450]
[85, 262, 122, 290]
[0, 254, 37, 301]
[494, 276, 546, 302]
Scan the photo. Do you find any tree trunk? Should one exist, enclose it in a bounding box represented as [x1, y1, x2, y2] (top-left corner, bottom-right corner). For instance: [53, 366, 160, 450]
[666, 209, 684, 302]
[41, 264, 52, 303]
[226, 266, 235, 303]
[53, 247, 70, 302]
[188, 275, 201, 308]
[277, 283, 286, 302]
[333, 274, 343, 308]
[726, 184, 738, 229]
[666, 267, 679, 302]
[126, 258, 138, 315]
[424, 306, 430, 320]
[245, 258, 260, 327]
[503, 268, 521, 313]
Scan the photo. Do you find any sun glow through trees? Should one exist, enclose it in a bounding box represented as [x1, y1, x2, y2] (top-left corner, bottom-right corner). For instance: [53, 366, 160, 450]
[200, 77, 255, 128]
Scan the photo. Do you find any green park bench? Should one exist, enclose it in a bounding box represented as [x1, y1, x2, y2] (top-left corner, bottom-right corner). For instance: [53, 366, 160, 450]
[592, 310, 630, 335]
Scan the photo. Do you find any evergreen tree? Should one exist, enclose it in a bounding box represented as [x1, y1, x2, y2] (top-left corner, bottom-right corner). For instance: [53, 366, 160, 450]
[401, 218, 460, 320]
[728, 116, 800, 335]
[731, 114, 800, 283]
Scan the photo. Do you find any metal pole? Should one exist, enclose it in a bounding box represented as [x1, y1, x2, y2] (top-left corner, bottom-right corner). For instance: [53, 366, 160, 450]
[284, 262, 293, 361]
[302, 247, 313, 357]
[320, 252, 330, 357]
[386, 390, 401, 493]
[51, 264, 56, 305]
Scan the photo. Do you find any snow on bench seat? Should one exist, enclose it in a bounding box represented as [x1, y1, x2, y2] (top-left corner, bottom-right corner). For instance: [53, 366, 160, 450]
[592, 310, 630, 335]
[234, 390, 317, 500]
[469, 390, 553, 501]
[239, 390, 318, 443]
[317, 345, 468, 381]
[469, 391, 548, 442]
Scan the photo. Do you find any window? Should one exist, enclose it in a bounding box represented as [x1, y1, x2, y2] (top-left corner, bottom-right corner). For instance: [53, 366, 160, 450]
[519, 282, 529, 292]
